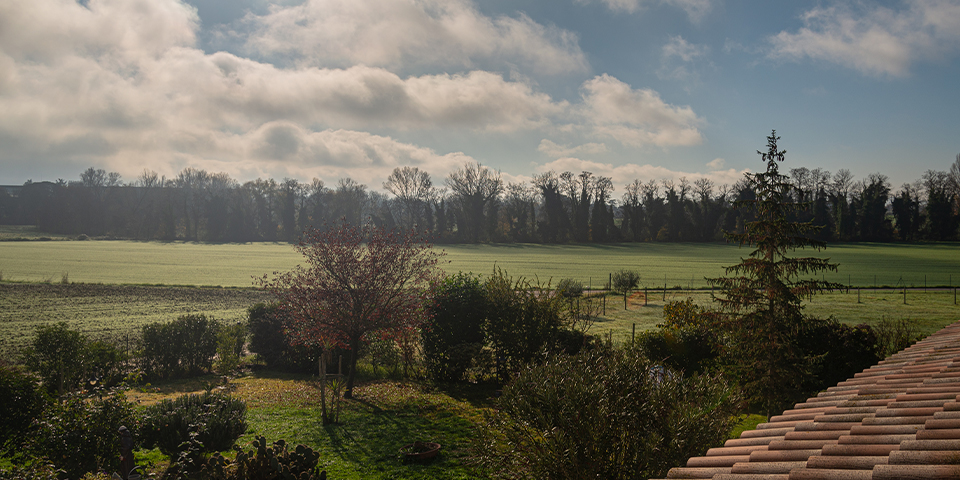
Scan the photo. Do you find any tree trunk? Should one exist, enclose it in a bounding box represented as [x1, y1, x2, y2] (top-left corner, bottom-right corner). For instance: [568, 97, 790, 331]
[345, 335, 360, 399]
[319, 352, 329, 424]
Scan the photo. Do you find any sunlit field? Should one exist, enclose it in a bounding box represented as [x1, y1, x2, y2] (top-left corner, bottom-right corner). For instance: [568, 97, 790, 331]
[2, 239, 959, 354]
[2, 239, 960, 288]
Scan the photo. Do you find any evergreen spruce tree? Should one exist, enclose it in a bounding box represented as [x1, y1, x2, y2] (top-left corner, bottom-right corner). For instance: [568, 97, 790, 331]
[711, 131, 841, 418]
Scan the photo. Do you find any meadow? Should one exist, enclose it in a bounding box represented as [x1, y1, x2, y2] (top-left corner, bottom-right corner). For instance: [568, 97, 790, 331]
[0, 283, 270, 356]
[2, 239, 959, 352]
[2, 238, 960, 289]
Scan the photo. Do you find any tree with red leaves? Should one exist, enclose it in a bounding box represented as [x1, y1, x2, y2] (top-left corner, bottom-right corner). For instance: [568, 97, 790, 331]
[260, 222, 445, 399]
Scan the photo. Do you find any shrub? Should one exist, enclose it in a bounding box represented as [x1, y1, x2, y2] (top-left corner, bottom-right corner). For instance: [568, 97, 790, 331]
[84, 340, 128, 388]
[0, 364, 50, 455]
[230, 437, 325, 480]
[139, 314, 221, 379]
[141, 392, 247, 458]
[215, 322, 246, 376]
[637, 298, 723, 375]
[26, 391, 138, 480]
[247, 303, 323, 373]
[636, 328, 721, 376]
[423, 273, 488, 382]
[0, 462, 63, 480]
[22, 322, 87, 395]
[873, 317, 924, 358]
[555, 278, 583, 297]
[484, 269, 564, 377]
[611, 269, 640, 296]
[165, 436, 327, 480]
[480, 347, 740, 480]
[798, 318, 881, 393]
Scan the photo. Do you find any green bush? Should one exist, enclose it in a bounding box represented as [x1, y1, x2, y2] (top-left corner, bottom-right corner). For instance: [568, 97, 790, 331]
[484, 269, 564, 377]
[873, 317, 924, 358]
[555, 278, 583, 297]
[215, 322, 246, 376]
[423, 273, 489, 382]
[163, 436, 327, 480]
[141, 392, 247, 458]
[611, 269, 640, 295]
[0, 462, 63, 480]
[26, 391, 138, 480]
[480, 347, 740, 480]
[637, 298, 723, 375]
[636, 328, 721, 376]
[247, 303, 323, 373]
[798, 318, 881, 393]
[139, 314, 221, 379]
[84, 340, 128, 388]
[22, 322, 88, 396]
[0, 364, 50, 456]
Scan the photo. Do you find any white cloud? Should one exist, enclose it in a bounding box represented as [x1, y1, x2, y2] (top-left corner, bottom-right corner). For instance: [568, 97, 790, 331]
[769, 1, 960, 77]
[235, 123, 476, 185]
[574, 0, 713, 22]
[535, 157, 747, 188]
[578, 75, 703, 147]
[662, 35, 708, 62]
[706, 158, 725, 169]
[151, 55, 567, 132]
[240, 0, 588, 75]
[0, 0, 199, 63]
[0, 0, 711, 188]
[658, 35, 710, 85]
[0, 0, 571, 185]
[538, 139, 608, 158]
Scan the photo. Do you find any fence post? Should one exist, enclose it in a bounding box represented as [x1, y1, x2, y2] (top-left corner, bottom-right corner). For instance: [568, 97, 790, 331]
[903, 286, 907, 305]
[645, 287, 648, 306]
[632, 323, 636, 344]
[857, 289, 861, 304]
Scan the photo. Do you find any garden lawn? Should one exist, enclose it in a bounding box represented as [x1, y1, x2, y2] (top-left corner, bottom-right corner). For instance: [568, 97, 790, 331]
[127, 373, 492, 480]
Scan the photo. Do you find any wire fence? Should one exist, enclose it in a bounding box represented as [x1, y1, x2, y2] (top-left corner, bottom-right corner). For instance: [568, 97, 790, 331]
[564, 273, 960, 293]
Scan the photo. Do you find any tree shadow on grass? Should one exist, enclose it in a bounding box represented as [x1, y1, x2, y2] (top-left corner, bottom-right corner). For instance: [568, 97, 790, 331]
[289, 389, 482, 478]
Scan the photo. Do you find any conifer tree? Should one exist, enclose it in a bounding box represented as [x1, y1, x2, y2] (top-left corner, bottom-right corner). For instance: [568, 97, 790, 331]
[711, 131, 841, 418]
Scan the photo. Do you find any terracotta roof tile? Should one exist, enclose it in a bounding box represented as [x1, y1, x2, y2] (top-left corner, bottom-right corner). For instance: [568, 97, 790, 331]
[652, 320, 960, 480]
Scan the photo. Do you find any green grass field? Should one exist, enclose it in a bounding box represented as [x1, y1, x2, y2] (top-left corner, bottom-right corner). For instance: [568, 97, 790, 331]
[3, 239, 959, 353]
[3, 239, 960, 288]
[0, 283, 270, 356]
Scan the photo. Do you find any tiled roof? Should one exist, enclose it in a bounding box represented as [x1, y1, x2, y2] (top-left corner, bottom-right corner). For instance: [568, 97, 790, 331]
[652, 321, 960, 480]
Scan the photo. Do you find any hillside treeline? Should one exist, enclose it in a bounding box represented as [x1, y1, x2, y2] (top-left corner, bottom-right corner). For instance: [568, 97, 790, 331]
[2, 158, 960, 243]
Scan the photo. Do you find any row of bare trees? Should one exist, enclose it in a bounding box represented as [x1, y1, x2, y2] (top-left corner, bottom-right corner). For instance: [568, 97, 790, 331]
[2, 156, 960, 243]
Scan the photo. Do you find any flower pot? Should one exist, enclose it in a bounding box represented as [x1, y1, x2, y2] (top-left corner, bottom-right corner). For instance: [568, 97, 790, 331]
[400, 441, 441, 462]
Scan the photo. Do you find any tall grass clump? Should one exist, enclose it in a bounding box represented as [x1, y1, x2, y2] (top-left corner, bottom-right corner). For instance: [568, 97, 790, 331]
[140, 392, 247, 459]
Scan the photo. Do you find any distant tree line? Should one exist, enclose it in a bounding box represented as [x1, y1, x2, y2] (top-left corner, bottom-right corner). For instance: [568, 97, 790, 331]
[2, 156, 960, 243]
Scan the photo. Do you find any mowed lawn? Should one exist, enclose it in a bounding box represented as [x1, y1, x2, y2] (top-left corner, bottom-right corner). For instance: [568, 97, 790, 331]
[3, 240, 960, 288]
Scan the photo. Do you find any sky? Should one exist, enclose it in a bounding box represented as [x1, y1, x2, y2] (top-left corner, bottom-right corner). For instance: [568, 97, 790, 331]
[1, 0, 959, 193]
